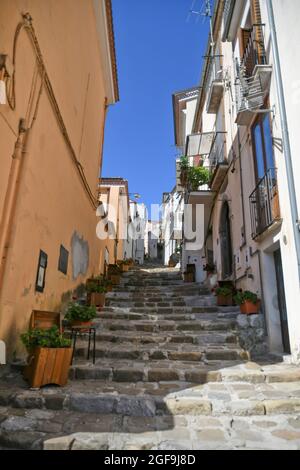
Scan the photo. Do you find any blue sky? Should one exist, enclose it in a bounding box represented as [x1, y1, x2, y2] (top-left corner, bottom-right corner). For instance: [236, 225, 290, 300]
[102, 0, 211, 211]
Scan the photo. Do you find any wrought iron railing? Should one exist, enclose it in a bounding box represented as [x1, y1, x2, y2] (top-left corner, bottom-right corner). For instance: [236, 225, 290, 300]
[241, 24, 267, 78]
[209, 133, 227, 171]
[249, 168, 280, 239]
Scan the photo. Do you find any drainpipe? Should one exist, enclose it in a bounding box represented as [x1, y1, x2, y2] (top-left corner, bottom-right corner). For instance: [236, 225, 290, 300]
[0, 119, 28, 294]
[238, 128, 247, 247]
[266, 0, 300, 281]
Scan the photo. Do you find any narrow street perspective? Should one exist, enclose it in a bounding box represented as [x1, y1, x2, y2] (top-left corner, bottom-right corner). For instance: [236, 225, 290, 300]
[0, 0, 300, 455]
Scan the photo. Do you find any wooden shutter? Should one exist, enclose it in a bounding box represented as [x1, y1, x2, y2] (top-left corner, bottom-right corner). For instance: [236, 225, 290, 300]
[250, 0, 265, 65]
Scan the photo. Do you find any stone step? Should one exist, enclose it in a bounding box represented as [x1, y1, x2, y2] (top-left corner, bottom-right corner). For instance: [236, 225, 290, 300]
[1, 376, 300, 423]
[94, 319, 236, 333]
[92, 331, 238, 346]
[97, 311, 238, 322]
[4, 404, 300, 450]
[73, 341, 247, 362]
[69, 359, 241, 383]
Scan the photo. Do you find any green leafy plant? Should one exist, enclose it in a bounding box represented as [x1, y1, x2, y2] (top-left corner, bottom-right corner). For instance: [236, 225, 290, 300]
[21, 326, 71, 350]
[108, 264, 122, 274]
[234, 290, 259, 305]
[203, 263, 216, 273]
[179, 156, 189, 171]
[65, 303, 97, 322]
[187, 166, 211, 191]
[214, 286, 233, 297]
[86, 281, 107, 294]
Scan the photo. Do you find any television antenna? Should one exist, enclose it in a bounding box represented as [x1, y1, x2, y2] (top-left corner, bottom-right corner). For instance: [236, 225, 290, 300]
[187, 0, 217, 80]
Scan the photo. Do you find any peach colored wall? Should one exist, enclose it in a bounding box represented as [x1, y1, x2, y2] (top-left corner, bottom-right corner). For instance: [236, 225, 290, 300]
[0, 0, 111, 358]
[98, 185, 127, 269]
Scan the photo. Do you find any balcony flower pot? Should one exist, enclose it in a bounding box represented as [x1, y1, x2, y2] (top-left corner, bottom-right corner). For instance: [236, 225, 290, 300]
[21, 326, 72, 388]
[70, 320, 93, 328]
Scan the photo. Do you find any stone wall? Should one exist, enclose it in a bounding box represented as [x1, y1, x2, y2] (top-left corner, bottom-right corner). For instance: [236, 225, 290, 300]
[236, 314, 269, 357]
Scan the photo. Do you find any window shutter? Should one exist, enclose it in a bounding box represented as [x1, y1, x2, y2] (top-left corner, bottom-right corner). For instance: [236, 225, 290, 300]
[250, 0, 265, 65]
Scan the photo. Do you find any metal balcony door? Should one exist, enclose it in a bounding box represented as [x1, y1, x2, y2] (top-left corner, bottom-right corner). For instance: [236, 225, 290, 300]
[274, 249, 291, 353]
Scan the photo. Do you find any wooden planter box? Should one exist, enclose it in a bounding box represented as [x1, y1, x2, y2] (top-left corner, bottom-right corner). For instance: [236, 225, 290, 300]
[240, 300, 261, 315]
[120, 264, 129, 272]
[217, 295, 233, 306]
[110, 274, 120, 285]
[184, 272, 194, 283]
[24, 347, 73, 388]
[89, 292, 105, 307]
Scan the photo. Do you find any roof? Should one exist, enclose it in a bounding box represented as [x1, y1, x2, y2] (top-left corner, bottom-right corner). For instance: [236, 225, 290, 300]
[93, 0, 119, 104]
[104, 0, 119, 102]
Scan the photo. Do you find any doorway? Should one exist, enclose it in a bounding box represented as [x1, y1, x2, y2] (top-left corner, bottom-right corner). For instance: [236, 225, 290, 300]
[220, 201, 233, 279]
[274, 249, 291, 353]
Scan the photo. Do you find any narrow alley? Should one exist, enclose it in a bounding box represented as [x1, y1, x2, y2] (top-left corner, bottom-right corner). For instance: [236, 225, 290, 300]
[0, 265, 300, 450]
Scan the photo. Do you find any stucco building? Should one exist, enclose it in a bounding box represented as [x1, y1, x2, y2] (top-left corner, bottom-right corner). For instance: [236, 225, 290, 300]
[173, 0, 300, 362]
[0, 0, 119, 357]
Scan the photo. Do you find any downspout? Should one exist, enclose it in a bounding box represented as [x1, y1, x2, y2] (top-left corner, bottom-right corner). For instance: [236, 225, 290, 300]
[266, 0, 300, 281]
[238, 128, 247, 247]
[0, 119, 28, 294]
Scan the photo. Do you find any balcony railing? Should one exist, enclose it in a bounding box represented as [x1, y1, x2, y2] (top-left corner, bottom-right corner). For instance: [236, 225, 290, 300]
[241, 24, 267, 78]
[209, 133, 227, 171]
[249, 168, 281, 239]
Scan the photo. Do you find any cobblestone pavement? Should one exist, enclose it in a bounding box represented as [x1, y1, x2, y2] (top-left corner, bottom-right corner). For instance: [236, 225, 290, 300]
[0, 266, 300, 450]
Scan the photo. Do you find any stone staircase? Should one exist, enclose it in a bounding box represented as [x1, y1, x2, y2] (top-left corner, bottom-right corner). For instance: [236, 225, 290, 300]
[0, 266, 300, 450]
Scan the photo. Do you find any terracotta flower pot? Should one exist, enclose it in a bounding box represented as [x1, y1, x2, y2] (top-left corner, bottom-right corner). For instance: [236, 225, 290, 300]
[217, 295, 233, 306]
[240, 300, 261, 315]
[70, 320, 92, 328]
[23, 346, 73, 388]
[121, 264, 129, 272]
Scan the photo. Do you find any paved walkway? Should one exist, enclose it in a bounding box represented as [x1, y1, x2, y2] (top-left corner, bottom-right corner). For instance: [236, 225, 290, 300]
[0, 266, 300, 449]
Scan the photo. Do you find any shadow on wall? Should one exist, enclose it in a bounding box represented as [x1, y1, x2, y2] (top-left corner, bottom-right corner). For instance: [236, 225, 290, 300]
[71, 231, 89, 280]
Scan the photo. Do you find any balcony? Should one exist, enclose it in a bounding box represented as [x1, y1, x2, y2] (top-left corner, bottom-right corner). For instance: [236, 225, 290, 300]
[209, 133, 228, 192]
[235, 24, 272, 126]
[206, 61, 224, 114]
[249, 168, 281, 240]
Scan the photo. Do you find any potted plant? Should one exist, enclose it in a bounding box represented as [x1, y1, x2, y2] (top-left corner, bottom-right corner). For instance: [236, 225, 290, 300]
[234, 290, 261, 315]
[21, 326, 72, 388]
[214, 286, 234, 306]
[86, 281, 107, 308]
[179, 156, 189, 186]
[108, 264, 122, 285]
[117, 260, 130, 273]
[187, 166, 211, 191]
[64, 303, 97, 327]
[203, 262, 216, 276]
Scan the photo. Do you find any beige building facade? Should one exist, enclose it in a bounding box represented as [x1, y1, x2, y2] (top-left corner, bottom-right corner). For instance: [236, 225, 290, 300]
[0, 0, 119, 357]
[174, 0, 300, 362]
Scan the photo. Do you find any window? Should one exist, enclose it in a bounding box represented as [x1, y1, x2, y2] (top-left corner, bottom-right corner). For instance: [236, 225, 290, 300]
[58, 245, 69, 275]
[252, 113, 275, 182]
[35, 250, 48, 293]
